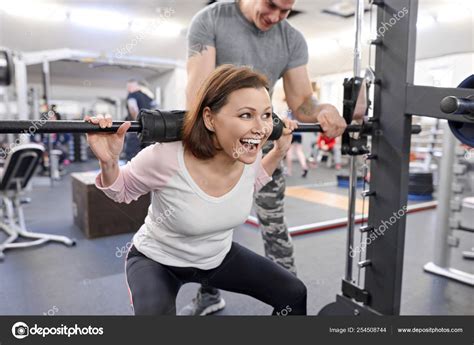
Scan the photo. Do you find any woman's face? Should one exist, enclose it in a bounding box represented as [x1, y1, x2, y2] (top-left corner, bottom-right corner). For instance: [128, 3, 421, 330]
[204, 87, 273, 164]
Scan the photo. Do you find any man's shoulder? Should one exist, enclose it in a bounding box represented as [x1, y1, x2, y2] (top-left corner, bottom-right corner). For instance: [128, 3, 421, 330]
[194, 1, 236, 19]
[278, 19, 305, 40]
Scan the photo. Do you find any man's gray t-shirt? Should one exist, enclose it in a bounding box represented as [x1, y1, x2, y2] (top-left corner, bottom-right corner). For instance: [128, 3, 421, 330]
[187, 1, 309, 92]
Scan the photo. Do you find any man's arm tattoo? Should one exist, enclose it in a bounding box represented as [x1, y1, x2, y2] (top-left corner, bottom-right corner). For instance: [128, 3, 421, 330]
[188, 43, 208, 58]
[296, 95, 319, 117]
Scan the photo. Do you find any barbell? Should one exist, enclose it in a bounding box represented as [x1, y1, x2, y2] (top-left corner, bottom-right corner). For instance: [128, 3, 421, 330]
[0, 109, 421, 144]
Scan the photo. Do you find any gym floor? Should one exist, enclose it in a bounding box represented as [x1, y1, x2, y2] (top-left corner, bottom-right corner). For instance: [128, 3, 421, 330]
[0, 162, 472, 316]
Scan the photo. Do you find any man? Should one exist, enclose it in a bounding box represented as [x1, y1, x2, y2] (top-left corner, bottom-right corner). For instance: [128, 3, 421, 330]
[124, 79, 156, 161]
[182, 0, 346, 315]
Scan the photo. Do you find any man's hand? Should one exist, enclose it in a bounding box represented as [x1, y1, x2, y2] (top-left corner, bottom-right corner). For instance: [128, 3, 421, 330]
[316, 104, 346, 138]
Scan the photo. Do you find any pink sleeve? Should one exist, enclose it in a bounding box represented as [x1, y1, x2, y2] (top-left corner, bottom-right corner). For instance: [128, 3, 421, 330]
[95, 143, 178, 204]
[254, 150, 272, 192]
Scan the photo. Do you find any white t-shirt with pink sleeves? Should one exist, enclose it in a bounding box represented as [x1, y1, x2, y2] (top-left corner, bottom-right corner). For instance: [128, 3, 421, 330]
[95, 141, 272, 269]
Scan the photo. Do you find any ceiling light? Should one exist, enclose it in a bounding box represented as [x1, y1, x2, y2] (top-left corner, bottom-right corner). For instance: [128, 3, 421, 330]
[70, 9, 130, 31]
[436, 6, 472, 23]
[153, 22, 183, 37]
[130, 19, 153, 33]
[417, 14, 436, 30]
[1, 2, 67, 22]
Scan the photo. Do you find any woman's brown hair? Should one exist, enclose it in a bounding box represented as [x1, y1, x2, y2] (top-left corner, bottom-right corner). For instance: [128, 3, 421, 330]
[182, 64, 269, 160]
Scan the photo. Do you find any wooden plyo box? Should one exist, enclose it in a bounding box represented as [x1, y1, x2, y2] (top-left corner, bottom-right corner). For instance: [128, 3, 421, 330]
[71, 171, 150, 238]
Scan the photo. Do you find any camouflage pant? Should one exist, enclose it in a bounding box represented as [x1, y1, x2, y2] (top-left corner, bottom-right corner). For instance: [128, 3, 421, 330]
[254, 142, 297, 275]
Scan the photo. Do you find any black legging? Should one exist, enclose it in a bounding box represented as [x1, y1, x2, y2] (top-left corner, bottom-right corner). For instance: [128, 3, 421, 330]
[125, 242, 307, 315]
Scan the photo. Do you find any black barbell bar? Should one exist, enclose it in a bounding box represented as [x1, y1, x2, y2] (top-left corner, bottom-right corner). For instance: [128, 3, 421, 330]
[440, 96, 474, 116]
[0, 109, 421, 143]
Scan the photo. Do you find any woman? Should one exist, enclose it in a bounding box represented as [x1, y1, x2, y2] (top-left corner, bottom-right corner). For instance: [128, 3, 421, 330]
[85, 65, 307, 315]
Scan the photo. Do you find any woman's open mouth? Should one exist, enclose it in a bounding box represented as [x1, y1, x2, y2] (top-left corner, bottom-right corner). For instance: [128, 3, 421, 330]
[239, 138, 262, 153]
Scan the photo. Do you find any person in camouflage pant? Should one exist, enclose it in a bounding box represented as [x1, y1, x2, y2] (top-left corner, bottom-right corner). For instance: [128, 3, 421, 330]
[255, 141, 296, 275]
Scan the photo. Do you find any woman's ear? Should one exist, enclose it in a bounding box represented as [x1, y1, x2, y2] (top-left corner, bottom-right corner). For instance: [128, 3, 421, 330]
[202, 107, 215, 132]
